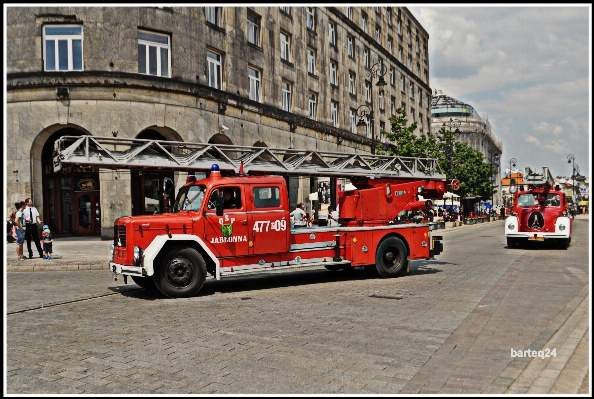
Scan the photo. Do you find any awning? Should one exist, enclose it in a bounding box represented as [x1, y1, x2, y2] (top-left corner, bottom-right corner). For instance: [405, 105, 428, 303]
[578, 200, 588, 206]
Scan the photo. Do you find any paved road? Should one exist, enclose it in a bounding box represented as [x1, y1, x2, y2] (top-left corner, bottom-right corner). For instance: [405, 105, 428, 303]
[4, 217, 590, 394]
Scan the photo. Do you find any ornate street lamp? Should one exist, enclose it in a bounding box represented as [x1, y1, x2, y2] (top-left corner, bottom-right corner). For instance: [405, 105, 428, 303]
[567, 154, 576, 202]
[446, 118, 461, 213]
[508, 158, 517, 178]
[357, 62, 387, 155]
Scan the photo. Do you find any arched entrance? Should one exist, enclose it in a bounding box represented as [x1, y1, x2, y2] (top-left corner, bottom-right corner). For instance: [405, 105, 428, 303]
[130, 130, 175, 215]
[42, 127, 101, 235]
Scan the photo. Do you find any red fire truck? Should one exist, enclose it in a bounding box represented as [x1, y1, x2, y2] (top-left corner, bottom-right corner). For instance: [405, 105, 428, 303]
[54, 136, 451, 298]
[505, 166, 572, 249]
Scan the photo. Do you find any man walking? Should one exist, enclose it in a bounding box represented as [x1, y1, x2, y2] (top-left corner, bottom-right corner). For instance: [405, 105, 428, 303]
[23, 197, 44, 259]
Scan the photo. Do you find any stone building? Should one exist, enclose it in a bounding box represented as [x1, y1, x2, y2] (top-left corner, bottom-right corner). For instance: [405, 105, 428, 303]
[6, 6, 431, 238]
[430, 90, 503, 205]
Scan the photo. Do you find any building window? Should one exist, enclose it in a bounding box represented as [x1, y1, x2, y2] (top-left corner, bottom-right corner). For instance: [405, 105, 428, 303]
[407, 27, 411, 44]
[306, 7, 315, 31]
[388, 37, 393, 53]
[361, 13, 367, 33]
[407, 55, 412, 69]
[416, 62, 420, 76]
[391, 96, 396, 115]
[43, 25, 84, 71]
[424, 69, 428, 84]
[138, 30, 170, 77]
[282, 81, 292, 112]
[400, 74, 404, 92]
[387, 8, 392, 25]
[280, 6, 290, 14]
[331, 101, 339, 127]
[346, 7, 352, 20]
[389, 67, 395, 86]
[281, 32, 291, 61]
[330, 61, 338, 85]
[206, 49, 223, 89]
[309, 92, 317, 120]
[380, 121, 386, 140]
[418, 88, 423, 106]
[416, 36, 420, 53]
[364, 47, 369, 68]
[205, 7, 222, 26]
[350, 108, 356, 133]
[347, 36, 354, 58]
[410, 108, 415, 124]
[307, 48, 316, 74]
[409, 82, 414, 99]
[397, 19, 401, 35]
[329, 21, 336, 45]
[419, 113, 423, 132]
[398, 46, 403, 62]
[378, 90, 384, 110]
[365, 81, 372, 102]
[375, 26, 381, 43]
[348, 72, 356, 94]
[248, 67, 261, 102]
[247, 12, 261, 46]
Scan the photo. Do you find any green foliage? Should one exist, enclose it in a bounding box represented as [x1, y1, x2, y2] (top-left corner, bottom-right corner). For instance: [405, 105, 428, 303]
[377, 108, 498, 201]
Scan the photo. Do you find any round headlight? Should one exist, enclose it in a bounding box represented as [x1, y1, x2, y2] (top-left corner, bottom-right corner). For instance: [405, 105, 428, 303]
[559, 224, 566, 231]
[507, 223, 515, 230]
[110, 243, 114, 256]
[133, 246, 141, 260]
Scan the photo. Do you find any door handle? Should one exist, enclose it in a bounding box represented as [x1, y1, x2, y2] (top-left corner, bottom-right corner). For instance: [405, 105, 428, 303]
[242, 219, 248, 224]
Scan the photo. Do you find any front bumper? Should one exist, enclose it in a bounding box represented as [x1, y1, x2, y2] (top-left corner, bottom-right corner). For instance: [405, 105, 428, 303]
[110, 261, 145, 278]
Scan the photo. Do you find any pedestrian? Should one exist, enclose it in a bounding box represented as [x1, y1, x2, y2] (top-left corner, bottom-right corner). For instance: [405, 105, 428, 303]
[428, 208, 435, 223]
[291, 202, 307, 227]
[14, 201, 27, 260]
[327, 206, 339, 226]
[23, 197, 44, 259]
[42, 225, 53, 260]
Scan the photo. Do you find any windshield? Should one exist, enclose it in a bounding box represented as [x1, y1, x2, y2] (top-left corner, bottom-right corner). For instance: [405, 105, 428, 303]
[517, 194, 538, 206]
[174, 184, 206, 212]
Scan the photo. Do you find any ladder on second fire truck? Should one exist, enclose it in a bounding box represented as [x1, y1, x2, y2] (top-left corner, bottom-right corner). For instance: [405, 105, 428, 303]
[523, 167, 554, 189]
[53, 135, 447, 181]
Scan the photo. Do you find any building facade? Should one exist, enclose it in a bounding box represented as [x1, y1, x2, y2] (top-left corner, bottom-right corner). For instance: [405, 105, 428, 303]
[6, 6, 431, 238]
[430, 90, 503, 205]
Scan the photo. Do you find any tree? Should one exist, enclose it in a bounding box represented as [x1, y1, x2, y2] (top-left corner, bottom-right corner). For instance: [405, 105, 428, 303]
[377, 108, 497, 201]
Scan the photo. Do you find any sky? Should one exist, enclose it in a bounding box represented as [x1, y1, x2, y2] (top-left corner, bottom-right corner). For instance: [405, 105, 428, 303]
[408, 4, 591, 180]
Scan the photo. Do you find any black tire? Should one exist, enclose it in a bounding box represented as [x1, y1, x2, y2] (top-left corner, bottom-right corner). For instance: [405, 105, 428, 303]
[558, 238, 570, 250]
[364, 265, 380, 278]
[374, 236, 408, 278]
[324, 265, 354, 272]
[131, 275, 157, 291]
[507, 237, 516, 248]
[154, 246, 207, 298]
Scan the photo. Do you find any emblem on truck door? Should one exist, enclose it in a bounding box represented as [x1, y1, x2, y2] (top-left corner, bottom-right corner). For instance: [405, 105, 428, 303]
[222, 224, 232, 237]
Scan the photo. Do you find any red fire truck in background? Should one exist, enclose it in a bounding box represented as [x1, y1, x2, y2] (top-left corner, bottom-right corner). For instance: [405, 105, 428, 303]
[505, 166, 572, 249]
[54, 136, 451, 298]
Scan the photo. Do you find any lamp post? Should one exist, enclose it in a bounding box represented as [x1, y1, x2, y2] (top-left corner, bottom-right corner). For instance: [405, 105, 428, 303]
[357, 62, 387, 155]
[508, 158, 517, 178]
[567, 154, 576, 202]
[446, 117, 461, 214]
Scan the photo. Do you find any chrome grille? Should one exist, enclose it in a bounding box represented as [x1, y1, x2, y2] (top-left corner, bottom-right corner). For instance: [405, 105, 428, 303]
[114, 225, 126, 247]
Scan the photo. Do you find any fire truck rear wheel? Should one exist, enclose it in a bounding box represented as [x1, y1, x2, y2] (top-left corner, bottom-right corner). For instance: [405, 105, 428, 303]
[131, 275, 157, 291]
[154, 246, 207, 298]
[374, 237, 407, 278]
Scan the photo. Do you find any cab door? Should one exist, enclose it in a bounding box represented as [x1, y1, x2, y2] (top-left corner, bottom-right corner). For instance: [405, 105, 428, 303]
[248, 184, 290, 255]
[202, 185, 250, 258]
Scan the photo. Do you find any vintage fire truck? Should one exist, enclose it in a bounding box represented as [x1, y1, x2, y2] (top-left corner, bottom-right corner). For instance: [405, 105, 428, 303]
[505, 166, 572, 249]
[54, 136, 451, 298]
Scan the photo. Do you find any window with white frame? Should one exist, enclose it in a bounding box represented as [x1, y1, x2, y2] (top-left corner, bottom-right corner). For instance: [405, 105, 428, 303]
[363, 47, 369, 68]
[424, 69, 428, 84]
[330, 61, 338, 85]
[43, 25, 84, 71]
[397, 19, 401, 34]
[378, 90, 384, 110]
[280, 6, 290, 14]
[348, 72, 356, 94]
[206, 49, 222, 89]
[375, 26, 381, 42]
[205, 7, 222, 26]
[346, 7, 352, 20]
[331, 101, 339, 127]
[328, 21, 336, 45]
[247, 13, 261, 46]
[387, 8, 392, 25]
[407, 27, 410, 44]
[410, 108, 415, 124]
[365, 81, 371, 102]
[391, 96, 396, 115]
[307, 48, 316, 74]
[418, 88, 422, 106]
[388, 37, 392, 53]
[350, 109, 356, 133]
[365, 116, 370, 136]
[309, 92, 317, 120]
[398, 46, 402, 62]
[389, 67, 395, 85]
[138, 30, 170, 77]
[380, 121, 385, 139]
[416, 62, 420, 76]
[407, 55, 412, 69]
[280, 32, 291, 61]
[400, 73, 404, 92]
[361, 13, 367, 33]
[409, 82, 414, 99]
[306, 7, 315, 30]
[419, 113, 423, 131]
[347, 36, 354, 58]
[248, 67, 261, 102]
[375, 7, 379, 13]
[416, 36, 419, 53]
[282, 81, 292, 112]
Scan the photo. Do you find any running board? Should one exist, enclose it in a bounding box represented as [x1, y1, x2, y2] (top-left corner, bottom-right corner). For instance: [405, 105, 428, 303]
[217, 260, 352, 278]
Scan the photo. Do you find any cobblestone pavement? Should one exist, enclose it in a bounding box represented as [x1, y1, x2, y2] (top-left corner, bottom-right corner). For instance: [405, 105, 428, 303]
[4, 216, 590, 394]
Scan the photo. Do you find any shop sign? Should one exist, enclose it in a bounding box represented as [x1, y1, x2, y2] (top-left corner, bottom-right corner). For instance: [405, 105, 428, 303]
[74, 177, 99, 191]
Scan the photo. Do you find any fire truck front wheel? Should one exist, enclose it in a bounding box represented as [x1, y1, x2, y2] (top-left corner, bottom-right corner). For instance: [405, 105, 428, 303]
[374, 237, 408, 278]
[154, 246, 207, 298]
[131, 275, 157, 291]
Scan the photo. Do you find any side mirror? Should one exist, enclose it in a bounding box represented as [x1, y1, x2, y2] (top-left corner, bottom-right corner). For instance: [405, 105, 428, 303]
[163, 177, 174, 193]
